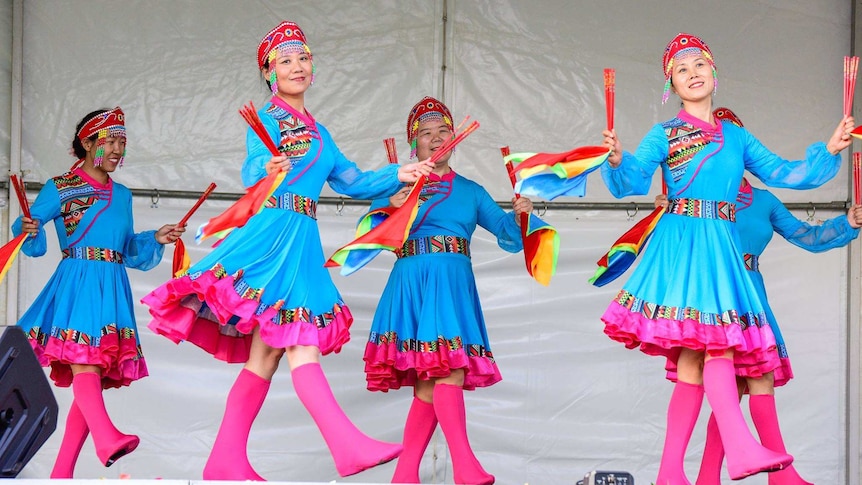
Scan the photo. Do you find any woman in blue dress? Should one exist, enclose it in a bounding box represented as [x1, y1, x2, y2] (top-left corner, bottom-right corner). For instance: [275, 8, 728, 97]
[141, 21, 432, 481]
[15, 107, 184, 477]
[689, 107, 862, 485]
[363, 97, 536, 485]
[599, 33, 855, 484]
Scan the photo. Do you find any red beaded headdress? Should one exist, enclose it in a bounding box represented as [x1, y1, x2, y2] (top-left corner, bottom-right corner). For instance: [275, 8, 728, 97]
[713, 107, 743, 127]
[76, 107, 126, 167]
[662, 33, 716, 104]
[257, 21, 314, 95]
[406, 96, 453, 159]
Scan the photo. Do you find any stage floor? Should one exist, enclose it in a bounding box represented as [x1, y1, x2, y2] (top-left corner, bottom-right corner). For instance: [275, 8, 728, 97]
[16, 481, 417, 485]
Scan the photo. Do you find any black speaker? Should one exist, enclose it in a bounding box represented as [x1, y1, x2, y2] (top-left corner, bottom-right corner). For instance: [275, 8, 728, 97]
[0, 326, 58, 477]
[577, 470, 635, 485]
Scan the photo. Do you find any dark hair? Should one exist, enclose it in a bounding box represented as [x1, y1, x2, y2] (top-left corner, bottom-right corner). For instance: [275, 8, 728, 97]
[71, 108, 111, 159]
[262, 60, 273, 91]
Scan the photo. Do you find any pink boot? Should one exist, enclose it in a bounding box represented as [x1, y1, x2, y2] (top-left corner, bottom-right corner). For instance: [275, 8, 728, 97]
[72, 372, 139, 466]
[655, 381, 703, 485]
[694, 413, 724, 485]
[292, 363, 403, 477]
[203, 368, 270, 481]
[703, 359, 792, 480]
[433, 383, 494, 485]
[748, 395, 813, 485]
[50, 400, 89, 478]
[391, 396, 438, 484]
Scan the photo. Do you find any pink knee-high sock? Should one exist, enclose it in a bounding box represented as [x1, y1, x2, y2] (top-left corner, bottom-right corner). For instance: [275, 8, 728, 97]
[203, 368, 270, 481]
[748, 395, 813, 485]
[391, 396, 438, 484]
[50, 400, 89, 478]
[291, 363, 403, 477]
[703, 359, 792, 480]
[71, 372, 139, 467]
[656, 381, 704, 485]
[694, 413, 724, 485]
[432, 383, 494, 485]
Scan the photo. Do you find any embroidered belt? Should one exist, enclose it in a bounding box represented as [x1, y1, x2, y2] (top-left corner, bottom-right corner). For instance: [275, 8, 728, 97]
[265, 192, 317, 220]
[396, 235, 470, 259]
[743, 253, 759, 272]
[667, 198, 736, 222]
[62, 247, 124, 264]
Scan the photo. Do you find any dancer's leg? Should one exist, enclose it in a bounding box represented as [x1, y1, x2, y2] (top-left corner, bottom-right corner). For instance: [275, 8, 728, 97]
[70, 366, 139, 467]
[50, 400, 89, 478]
[747, 375, 812, 485]
[391, 380, 438, 484]
[289, 345, 402, 477]
[703, 355, 792, 480]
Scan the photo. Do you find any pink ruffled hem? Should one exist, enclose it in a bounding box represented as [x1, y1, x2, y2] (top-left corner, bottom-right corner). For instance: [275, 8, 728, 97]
[30, 334, 147, 389]
[666, 355, 792, 391]
[363, 341, 501, 392]
[736, 355, 793, 389]
[603, 301, 777, 367]
[143, 268, 352, 363]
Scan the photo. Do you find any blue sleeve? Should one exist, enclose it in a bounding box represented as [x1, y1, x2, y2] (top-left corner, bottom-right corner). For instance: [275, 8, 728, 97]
[743, 127, 840, 189]
[368, 197, 389, 211]
[124, 231, 165, 270]
[323, 128, 403, 200]
[241, 111, 281, 188]
[601, 124, 666, 197]
[12, 182, 61, 257]
[767, 192, 859, 252]
[475, 185, 522, 253]
[121, 190, 164, 270]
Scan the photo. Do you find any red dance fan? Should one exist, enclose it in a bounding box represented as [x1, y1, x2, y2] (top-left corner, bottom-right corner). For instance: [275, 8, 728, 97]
[853, 152, 861, 206]
[845, 56, 859, 118]
[604, 68, 615, 131]
[384, 137, 398, 164]
[172, 182, 216, 277]
[197, 102, 286, 243]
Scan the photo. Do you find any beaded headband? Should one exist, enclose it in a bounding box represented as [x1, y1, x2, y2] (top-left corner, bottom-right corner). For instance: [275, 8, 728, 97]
[258, 21, 315, 95]
[406, 96, 453, 159]
[713, 107, 743, 127]
[662, 33, 717, 104]
[76, 107, 126, 167]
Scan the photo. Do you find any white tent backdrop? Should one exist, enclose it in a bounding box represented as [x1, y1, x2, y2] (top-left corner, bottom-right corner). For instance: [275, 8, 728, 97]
[1, 1, 858, 484]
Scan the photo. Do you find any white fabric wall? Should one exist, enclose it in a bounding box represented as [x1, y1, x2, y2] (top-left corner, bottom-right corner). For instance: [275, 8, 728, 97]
[0, 0, 10, 172]
[3, 1, 855, 483]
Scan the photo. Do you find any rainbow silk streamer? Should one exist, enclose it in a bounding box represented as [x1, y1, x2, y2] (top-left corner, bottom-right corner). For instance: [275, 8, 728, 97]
[196, 171, 285, 244]
[503, 148, 559, 286]
[172, 238, 192, 278]
[325, 177, 426, 275]
[506, 146, 610, 200]
[589, 206, 664, 287]
[519, 215, 560, 286]
[0, 175, 33, 285]
[0, 234, 27, 285]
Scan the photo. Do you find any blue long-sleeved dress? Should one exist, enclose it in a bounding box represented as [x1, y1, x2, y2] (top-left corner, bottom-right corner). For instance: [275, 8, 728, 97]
[730, 181, 857, 386]
[363, 170, 526, 391]
[599, 110, 840, 373]
[143, 96, 403, 362]
[15, 168, 164, 389]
